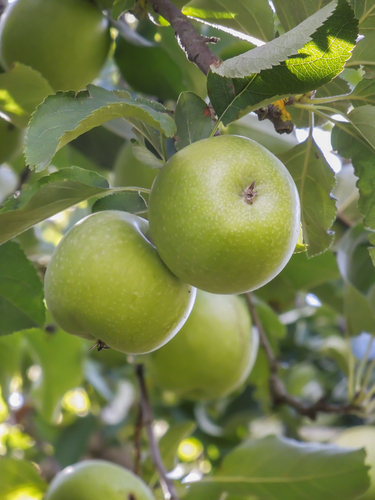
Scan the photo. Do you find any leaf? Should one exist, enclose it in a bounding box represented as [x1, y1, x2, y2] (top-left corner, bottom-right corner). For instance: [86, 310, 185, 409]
[279, 139, 336, 257]
[132, 141, 164, 168]
[332, 125, 375, 229]
[350, 79, 375, 106]
[187, 435, 370, 500]
[347, 30, 375, 73]
[54, 415, 97, 467]
[213, 0, 337, 78]
[272, 0, 332, 31]
[0, 63, 53, 128]
[0, 167, 141, 245]
[351, 0, 375, 33]
[254, 298, 286, 339]
[92, 192, 148, 214]
[113, 0, 135, 18]
[25, 84, 176, 172]
[182, 0, 274, 42]
[0, 241, 45, 336]
[159, 421, 196, 471]
[23, 328, 85, 423]
[0, 332, 24, 399]
[344, 282, 375, 335]
[208, 0, 357, 125]
[175, 92, 213, 151]
[0, 458, 47, 499]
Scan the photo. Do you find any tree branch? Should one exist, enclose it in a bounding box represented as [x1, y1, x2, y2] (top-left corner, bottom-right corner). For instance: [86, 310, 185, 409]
[133, 401, 143, 476]
[135, 364, 179, 500]
[150, 0, 221, 75]
[245, 293, 360, 420]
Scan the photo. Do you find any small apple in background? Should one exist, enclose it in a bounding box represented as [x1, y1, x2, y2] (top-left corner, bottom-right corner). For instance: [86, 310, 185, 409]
[44, 211, 196, 354]
[332, 426, 375, 500]
[0, 0, 111, 91]
[148, 135, 300, 295]
[44, 460, 155, 500]
[146, 290, 259, 401]
[113, 142, 158, 192]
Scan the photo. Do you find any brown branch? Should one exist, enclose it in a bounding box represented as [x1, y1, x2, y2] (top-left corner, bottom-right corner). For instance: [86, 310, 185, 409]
[135, 364, 179, 500]
[245, 293, 360, 420]
[150, 0, 221, 75]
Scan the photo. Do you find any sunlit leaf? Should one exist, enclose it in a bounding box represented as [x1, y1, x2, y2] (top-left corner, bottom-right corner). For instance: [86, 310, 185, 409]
[0, 458, 47, 499]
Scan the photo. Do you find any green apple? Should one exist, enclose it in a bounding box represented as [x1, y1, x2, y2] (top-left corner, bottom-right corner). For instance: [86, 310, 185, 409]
[332, 426, 375, 500]
[148, 135, 300, 294]
[0, 117, 23, 164]
[113, 142, 158, 191]
[44, 211, 196, 354]
[146, 290, 258, 400]
[0, 0, 111, 91]
[44, 460, 155, 500]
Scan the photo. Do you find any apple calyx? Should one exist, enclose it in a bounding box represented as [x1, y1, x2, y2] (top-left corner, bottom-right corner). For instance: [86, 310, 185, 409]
[244, 181, 257, 204]
[90, 340, 110, 352]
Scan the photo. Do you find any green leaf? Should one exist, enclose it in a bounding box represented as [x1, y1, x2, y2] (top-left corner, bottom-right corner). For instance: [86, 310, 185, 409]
[23, 328, 85, 423]
[187, 435, 370, 500]
[347, 31, 375, 73]
[0, 241, 45, 336]
[279, 139, 336, 257]
[132, 141, 164, 168]
[208, 0, 357, 125]
[0, 458, 47, 499]
[351, 0, 375, 33]
[272, 0, 332, 31]
[92, 192, 148, 214]
[159, 421, 196, 471]
[350, 79, 375, 106]
[25, 84, 176, 172]
[175, 92, 213, 151]
[182, 0, 274, 42]
[212, 0, 337, 78]
[332, 126, 375, 229]
[54, 415, 97, 468]
[113, 0, 135, 18]
[344, 282, 375, 335]
[0, 63, 53, 129]
[0, 332, 23, 399]
[254, 298, 286, 339]
[0, 167, 141, 245]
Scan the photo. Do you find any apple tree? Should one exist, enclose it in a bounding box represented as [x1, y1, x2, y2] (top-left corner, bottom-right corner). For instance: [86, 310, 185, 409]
[1, 0, 375, 499]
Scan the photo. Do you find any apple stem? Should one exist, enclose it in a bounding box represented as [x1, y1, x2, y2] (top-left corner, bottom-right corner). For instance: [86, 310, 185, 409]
[245, 293, 361, 419]
[135, 364, 180, 500]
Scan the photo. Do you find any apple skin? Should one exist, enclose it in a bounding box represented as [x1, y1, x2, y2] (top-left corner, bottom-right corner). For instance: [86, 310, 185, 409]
[44, 460, 155, 500]
[44, 211, 196, 354]
[333, 426, 375, 500]
[146, 290, 259, 401]
[148, 135, 300, 294]
[113, 142, 158, 191]
[0, 117, 24, 164]
[0, 0, 111, 91]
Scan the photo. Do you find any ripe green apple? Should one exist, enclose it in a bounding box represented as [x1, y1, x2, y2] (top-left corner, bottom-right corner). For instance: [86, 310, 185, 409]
[113, 142, 158, 191]
[333, 426, 375, 500]
[148, 135, 300, 294]
[44, 211, 196, 354]
[0, 0, 111, 91]
[146, 290, 259, 400]
[44, 460, 155, 500]
[0, 117, 23, 165]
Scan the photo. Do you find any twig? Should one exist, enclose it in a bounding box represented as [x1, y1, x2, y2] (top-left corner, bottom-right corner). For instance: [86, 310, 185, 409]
[0, 1, 6, 16]
[133, 401, 143, 476]
[245, 293, 360, 420]
[135, 364, 179, 500]
[150, 0, 221, 75]
[14, 165, 31, 194]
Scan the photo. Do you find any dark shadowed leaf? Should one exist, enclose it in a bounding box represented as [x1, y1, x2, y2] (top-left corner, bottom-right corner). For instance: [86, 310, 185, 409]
[0, 241, 45, 336]
[175, 92, 213, 151]
[92, 192, 148, 214]
[273, 0, 332, 31]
